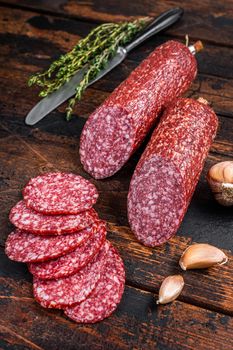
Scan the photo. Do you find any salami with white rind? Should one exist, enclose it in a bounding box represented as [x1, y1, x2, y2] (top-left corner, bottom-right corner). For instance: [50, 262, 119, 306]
[9, 201, 98, 235]
[5, 224, 96, 263]
[23, 172, 98, 215]
[33, 241, 109, 308]
[65, 243, 125, 323]
[128, 98, 218, 247]
[29, 221, 106, 279]
[80, 41, 197, 179]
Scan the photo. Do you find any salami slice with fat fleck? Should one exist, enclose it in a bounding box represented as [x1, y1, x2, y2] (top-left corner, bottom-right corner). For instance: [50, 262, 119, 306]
[23, 172, 98, 215]
[5, 222, 99, 263]
[33, 241, 109, 308]
[9, 201, 98, 235]
[29, 221, 106, 279]
[65, 243, 125, 323]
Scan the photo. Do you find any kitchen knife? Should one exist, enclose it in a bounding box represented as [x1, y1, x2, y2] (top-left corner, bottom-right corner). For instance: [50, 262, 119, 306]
[25, 7, 183, 125]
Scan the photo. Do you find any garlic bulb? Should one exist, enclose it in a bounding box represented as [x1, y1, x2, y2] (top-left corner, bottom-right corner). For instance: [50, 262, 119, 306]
[179, 243, 228, 270]
[207, 161, 233, 206]
[156, 275, 184, 305]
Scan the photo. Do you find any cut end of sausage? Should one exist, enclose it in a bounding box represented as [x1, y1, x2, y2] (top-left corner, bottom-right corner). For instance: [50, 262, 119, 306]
[80, 106, 135, 179]
[127, 156, 186, 247]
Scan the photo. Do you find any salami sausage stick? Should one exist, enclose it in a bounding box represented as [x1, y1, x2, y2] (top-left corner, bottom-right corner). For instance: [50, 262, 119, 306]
[127, 97, 218, 247]
[80, 40, 202, 179]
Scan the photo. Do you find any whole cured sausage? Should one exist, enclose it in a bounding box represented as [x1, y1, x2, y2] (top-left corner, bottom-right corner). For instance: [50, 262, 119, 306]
[127, 97, 218, 247]
[80, 40, 202, 179]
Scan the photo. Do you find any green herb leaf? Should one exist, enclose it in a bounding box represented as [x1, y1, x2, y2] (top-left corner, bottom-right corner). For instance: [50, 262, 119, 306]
[28, 17, 151, 120]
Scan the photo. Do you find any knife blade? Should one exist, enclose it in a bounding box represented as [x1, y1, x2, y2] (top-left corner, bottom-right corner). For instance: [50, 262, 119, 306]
[25, 8, 183, 125]
[25, 47, 126, 125]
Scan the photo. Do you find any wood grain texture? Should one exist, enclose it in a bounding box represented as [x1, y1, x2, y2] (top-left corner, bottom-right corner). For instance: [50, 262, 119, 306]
[1, 249, 233, 350]
[0, 117, 232, 316]
[2, 0, 233, 46]
[0, 1, 233, 349]
[0, 7, 233, 119]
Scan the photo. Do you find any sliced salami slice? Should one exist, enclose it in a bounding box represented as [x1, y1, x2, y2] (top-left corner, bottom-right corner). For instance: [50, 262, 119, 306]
[23, 172, 98, 215]
[65, 243, 125, 323]
[9, 201, 98, 235]
[33, 241, 109, 309]
[29, 221, 106, 279]
[5, 222, 99, 263]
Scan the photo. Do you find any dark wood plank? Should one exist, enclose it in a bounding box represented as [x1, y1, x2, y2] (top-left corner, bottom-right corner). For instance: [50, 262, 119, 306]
[0, 325, 44, 350]
[0, 3, 233, 348]
[1, 6, 233, 80]
[1, 62, 233, 120]
[0, 6, 232, 309]
[0, 13, 233, 236]
[0, 118, 233, 316]
[0, 7, 233, 119]
[108, 221, 233, 316]
[2, 0, 233, 47]
[1, 63, 233, 159]
[1, 250, 233, 350]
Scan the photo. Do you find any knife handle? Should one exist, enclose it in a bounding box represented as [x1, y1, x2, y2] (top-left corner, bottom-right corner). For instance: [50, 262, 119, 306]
[125, 8, 184, 53]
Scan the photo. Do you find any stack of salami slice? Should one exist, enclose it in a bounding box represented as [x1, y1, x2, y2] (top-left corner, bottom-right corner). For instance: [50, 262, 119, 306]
[5, 172, 125, 323]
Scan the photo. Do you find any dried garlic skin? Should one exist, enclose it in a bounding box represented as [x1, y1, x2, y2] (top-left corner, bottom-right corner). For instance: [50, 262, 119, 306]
[207, 161, 233, 206]
[156, 275, 184, 305]
[179, 243, 228, 270]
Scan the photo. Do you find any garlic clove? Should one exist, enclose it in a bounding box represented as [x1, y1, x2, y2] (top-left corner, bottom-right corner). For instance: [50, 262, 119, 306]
[208, 161, 233, 183]
[156, 275, 184, 305]
[179, 243, 228, 270]
[207, 161, 233, 206]
[223, 164, 233, 183]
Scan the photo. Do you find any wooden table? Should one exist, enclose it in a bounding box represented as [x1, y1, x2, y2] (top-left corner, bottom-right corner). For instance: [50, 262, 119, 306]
[0, 1, 233, 349]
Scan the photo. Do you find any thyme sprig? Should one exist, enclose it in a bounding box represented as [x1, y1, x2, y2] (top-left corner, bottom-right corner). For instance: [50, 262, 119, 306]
[28, 17, 151, 120]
